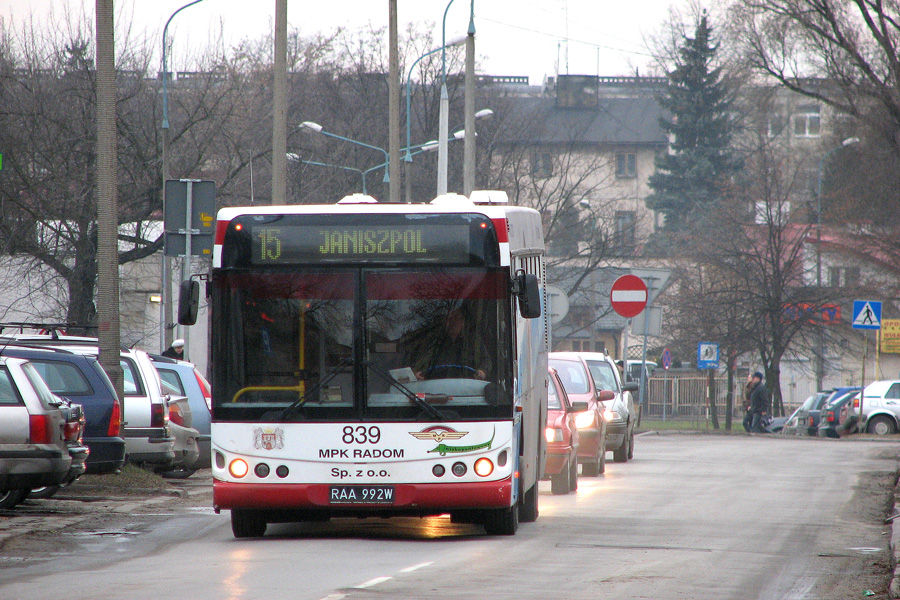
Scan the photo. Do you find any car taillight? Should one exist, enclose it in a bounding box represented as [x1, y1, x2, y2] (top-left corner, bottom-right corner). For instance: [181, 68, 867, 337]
[194, 370, 212, 413]
[853, 397, 860, 408]
[825, 411, 834, 423]
[64, 419, 84, 443]
[29, 414, 52, 444]
[808, 417, 814, 427]
[107, 399, 121, 436]
[168, 402, 185, 426]
[150, 402, 168, 428]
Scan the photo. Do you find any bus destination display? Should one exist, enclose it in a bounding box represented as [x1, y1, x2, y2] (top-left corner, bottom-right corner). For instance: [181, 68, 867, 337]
[251, 224, 472, 263]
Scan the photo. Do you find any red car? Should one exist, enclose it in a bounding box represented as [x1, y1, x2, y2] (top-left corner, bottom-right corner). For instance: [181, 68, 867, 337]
[544, 368, 588, 494]
[549, 353, 611, 477]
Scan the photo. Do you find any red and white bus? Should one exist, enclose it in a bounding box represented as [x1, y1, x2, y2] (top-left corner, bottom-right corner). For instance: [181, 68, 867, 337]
[193, 191, 548, 537]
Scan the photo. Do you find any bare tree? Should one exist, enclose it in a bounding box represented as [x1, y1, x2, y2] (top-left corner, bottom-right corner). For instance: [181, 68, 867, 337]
[729, 0, 900, 266]
[0, 10, 291, 327]
[688, 132, 837, 416]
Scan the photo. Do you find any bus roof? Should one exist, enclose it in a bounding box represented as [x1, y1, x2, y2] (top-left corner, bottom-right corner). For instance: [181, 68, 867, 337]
[214, 194, 544, 268]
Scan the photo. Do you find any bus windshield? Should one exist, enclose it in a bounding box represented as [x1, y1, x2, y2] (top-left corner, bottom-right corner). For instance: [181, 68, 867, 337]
[211, 267, 513, 421]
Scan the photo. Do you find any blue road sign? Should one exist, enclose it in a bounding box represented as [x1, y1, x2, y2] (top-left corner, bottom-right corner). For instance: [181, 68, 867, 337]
[852, 300, 882, 330]
[697, 342, 719, 370]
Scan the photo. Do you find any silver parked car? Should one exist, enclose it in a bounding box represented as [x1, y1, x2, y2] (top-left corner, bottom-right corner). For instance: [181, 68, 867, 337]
[0, 356, 76, 508]
[579, 352, 638, 463]
[152, 356, 211, 469]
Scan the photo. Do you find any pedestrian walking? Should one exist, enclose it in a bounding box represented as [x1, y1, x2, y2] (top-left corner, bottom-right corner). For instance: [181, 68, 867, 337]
[742, 373, 754, 432]
[747, 371, 769, 433]
[162, 338, 185, 359]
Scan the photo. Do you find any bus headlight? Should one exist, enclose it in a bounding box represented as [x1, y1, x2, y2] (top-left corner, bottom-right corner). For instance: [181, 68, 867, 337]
[545, 427, 563, 443]
[474, 458, 494, 477]
[574, 411, 596, 430]
[229, 458, 249, 478]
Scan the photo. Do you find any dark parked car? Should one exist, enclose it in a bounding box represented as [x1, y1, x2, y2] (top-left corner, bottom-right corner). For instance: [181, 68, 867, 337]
[1, 345, 125, 474]
[817, 387, 862, 438]
[782, 391, 831, 436]
[30, 397, 91, 499]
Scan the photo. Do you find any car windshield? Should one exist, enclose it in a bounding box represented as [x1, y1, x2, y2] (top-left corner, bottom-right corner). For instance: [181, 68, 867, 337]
[586, 360, 619, 393]
[549, 359, 590, 394]
[212, 267, 513, 421]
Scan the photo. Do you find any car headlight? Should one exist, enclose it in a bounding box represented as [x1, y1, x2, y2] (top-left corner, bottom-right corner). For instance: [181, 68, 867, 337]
[574, 411, 596, 430]
[545, 427, 563, 443]
[604, 409, 621, 421]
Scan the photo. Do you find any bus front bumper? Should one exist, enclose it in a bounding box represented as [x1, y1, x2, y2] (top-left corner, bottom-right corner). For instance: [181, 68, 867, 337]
[213, 477, 513, 514]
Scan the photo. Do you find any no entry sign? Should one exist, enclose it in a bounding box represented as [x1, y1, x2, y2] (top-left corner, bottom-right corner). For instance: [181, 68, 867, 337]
[610, 274, 648, 318]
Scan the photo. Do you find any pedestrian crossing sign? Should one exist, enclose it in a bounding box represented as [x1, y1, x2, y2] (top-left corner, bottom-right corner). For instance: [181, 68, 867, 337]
[852, 300, 882, 330]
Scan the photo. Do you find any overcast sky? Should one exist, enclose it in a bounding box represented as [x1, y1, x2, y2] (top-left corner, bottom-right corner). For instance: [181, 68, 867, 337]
[4, 1, 694, 83]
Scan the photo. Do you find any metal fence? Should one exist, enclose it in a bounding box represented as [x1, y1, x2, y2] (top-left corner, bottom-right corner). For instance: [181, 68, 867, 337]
[638, 374, 807, 428]
[641, 375, 741, 426]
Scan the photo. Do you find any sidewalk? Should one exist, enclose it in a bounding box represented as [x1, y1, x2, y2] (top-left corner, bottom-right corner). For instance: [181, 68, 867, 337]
[0, 468, 212, 548]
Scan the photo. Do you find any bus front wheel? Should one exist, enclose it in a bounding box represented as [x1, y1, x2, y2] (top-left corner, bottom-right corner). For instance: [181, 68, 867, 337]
[482, 504, 518, 535]
[231, 509, 267, 538]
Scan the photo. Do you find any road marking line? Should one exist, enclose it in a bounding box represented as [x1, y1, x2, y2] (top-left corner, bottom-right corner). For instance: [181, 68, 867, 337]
[355, 576, 392, 589]
[400, 561, 434, 573]
[319, 595, 346, 600]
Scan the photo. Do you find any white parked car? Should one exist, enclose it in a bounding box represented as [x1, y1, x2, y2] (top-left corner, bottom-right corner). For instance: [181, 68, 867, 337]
[860, 380, 900, 435]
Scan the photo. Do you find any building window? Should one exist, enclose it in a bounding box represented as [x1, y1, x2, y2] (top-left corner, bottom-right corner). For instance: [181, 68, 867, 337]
[767, 114, 785, 138]
[793, 105, 821, 138]
[532, 151, 552, 178]
[614, 210, 636, 247]
[616, 153, 636, 178]
[827, 266, 859, 288]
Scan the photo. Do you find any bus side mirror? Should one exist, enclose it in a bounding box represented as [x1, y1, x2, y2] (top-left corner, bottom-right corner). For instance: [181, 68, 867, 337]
[516, 272, 541, 319]
[178, 280, 199, 326]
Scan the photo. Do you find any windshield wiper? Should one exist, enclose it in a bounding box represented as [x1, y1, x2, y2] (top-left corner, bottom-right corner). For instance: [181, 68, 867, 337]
[278, 356, 353, 421]
[363, 360, 444, 420]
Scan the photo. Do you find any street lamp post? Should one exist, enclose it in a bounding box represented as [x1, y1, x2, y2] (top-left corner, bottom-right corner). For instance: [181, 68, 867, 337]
[463, 0, 477, 195]
[160, 0, 206, 353]
[437, 0, 457, 196]
[814, 136, 860, 390]
[290, 138, 451, 197]
[299, 121, 390, 184]
[405, 37, 467, 163]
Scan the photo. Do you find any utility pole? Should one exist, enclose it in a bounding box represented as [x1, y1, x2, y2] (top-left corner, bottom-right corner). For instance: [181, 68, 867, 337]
[271, 0, 287, 205]
[95, 0, 124, 408]
[388, 0, 401, 202]
[463, 1, 476, 195]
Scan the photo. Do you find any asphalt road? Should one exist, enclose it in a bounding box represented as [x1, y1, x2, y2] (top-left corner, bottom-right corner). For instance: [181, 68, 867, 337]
[1, 434, 896, 600]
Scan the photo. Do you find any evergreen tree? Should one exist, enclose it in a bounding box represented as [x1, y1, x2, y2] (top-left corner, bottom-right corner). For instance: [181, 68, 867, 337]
[647, 12, 740, 234]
